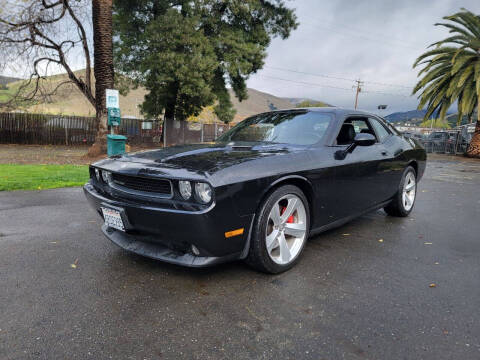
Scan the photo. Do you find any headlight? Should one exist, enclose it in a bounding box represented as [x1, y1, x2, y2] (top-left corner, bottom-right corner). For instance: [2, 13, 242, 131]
[178, 180, 192, 200]
[101, 170, 111, 183]
[94, 168, 100, 181]
[195, 182, 212, 203]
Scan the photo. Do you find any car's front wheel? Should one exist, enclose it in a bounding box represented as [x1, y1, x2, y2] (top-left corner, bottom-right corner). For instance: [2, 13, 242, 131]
[384, 166, 417, 217]
[245, 185, 310, 273]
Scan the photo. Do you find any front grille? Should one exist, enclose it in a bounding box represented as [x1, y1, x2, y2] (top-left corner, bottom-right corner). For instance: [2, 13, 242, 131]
[111, 173, 172, 196]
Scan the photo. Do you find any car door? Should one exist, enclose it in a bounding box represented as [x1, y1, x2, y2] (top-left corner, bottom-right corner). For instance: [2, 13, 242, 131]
[331, 116, 386, 220]
[367, 116, 399, 202]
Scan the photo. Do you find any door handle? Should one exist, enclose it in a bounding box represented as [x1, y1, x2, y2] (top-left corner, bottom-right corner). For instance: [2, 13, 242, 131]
[381, 151, 388, 156]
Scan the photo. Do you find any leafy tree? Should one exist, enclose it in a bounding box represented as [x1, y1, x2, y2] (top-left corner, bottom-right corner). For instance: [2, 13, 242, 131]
[412, 9, 480, 157]
[295, 100, 329, 108]
[419, 118, 451, 129]
[113, 0, 298, 123]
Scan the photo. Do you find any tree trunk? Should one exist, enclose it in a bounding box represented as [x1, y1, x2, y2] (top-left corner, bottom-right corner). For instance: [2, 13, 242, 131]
[465, 100, 480, 158]
[88, 0, 114, 157]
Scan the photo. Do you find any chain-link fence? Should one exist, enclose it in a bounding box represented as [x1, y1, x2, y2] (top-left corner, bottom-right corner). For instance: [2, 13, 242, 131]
[418, 124, 475, 155]
[163, 118, 232, 147]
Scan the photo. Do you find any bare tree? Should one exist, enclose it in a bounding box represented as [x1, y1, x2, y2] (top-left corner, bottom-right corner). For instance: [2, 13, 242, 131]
[0, 0, 113, 154]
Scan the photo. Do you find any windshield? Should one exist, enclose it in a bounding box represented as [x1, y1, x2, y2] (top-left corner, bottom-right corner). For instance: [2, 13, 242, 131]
[216, 111, 333, 145]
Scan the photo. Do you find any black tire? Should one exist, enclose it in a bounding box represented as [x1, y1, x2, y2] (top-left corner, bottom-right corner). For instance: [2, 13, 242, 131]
[384, 166, 417, 217]
[245, 185, 310, 274]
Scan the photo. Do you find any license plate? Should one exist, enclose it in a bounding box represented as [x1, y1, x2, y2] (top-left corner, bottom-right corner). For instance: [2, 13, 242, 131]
[101, 207, 125, 232]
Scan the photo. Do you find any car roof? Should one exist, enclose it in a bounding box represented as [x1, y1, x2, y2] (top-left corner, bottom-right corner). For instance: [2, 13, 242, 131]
[260, 107, 376, 119]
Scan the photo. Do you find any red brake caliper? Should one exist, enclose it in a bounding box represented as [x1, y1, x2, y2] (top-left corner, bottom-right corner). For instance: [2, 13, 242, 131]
[280, 206, 295, 223]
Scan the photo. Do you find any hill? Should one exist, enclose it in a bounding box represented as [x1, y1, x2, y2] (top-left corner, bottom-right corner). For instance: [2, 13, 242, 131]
[0, 71, 301, 122]
[283, 97, 331, 107]
[0, 75, 21, 86]
[228, 88, 293, 120]
[385, 110, 431, 123]
[384, 109, 459, 123]
[445, 112, 477, 126]
[385, 109, 469, 128]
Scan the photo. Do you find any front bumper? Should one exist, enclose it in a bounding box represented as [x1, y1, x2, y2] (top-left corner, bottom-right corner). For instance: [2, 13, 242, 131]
[83, 182, 254, 267]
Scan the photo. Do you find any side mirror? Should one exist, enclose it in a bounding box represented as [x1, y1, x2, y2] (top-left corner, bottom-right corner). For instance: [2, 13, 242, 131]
[354, 133, 376, 146]
[335, 133, 376, 160]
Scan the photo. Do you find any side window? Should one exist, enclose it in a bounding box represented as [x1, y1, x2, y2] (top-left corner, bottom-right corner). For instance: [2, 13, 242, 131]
[381, 117, 401, 135]
[336, 118, 372, 145]
[369, 117, 391, 143]
[351, 119, 369, 133]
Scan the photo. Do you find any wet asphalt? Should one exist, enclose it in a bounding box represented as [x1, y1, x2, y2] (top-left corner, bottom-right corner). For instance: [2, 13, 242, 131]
[0, 155, 479, 360]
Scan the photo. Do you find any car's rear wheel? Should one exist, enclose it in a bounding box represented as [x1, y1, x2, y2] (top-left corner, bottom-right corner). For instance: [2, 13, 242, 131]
[384, 166, 417, 217]
[245, 185, 310, 273]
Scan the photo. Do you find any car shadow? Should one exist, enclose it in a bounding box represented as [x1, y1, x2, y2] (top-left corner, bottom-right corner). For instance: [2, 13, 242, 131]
[104, 208, 403, 289]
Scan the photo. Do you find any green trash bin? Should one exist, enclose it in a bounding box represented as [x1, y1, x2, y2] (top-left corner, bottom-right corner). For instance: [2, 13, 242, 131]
[107, 134, 127, 156]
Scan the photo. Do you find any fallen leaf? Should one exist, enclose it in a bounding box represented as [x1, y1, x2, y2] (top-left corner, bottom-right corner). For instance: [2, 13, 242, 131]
[378, 239, 384, 243]
[434, 262, 439, 265]
[70, 258, 79, 269]
[429, 283, 436, 288]
[424, 242, 433, 245]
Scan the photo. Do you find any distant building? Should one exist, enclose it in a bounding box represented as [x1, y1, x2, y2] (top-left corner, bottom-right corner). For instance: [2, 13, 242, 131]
[394, 125, 436, 135]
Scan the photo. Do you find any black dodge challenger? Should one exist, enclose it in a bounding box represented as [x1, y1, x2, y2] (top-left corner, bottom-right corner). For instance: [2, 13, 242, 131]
[84, 108, 426, 273]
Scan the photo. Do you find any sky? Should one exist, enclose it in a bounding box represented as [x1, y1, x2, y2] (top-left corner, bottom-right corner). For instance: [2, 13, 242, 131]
[247, 0, 480, 115]
[2, 0, 480, 116]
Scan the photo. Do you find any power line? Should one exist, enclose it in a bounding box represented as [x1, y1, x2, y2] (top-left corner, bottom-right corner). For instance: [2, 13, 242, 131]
[265, 66, 354, 82]
[301, 21, 423, 52]
[264, 65, 414, 89]
[258, 74, 354, 92]
[257, 74, 412, 98]
[301, 16, 426, 50]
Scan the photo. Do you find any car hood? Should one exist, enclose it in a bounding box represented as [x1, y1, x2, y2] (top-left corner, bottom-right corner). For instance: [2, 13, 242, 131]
[93, 142, 318, 187]
[114, 142, 296, 173]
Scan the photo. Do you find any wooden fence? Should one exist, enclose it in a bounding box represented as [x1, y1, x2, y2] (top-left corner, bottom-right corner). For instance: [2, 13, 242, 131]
[0, 112, 234, 146]
[0, 112, 162, 146]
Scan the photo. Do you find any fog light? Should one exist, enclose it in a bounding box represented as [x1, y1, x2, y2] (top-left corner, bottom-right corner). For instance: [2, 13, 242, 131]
[191, 244, 200, 256]
[178, 180, 192, 200]
[195, 182, 212, 203]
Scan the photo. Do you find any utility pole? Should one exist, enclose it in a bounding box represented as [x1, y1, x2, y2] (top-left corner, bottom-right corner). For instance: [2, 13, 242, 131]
[353, 79, 363, 110]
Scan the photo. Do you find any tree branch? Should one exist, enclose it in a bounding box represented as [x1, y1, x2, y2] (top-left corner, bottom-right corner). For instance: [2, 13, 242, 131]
[64, 0, 92, 95]
[0, 0, 96, 110]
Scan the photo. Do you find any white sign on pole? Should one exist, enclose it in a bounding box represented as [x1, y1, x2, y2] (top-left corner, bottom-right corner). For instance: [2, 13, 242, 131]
[106, 89, 119, 109]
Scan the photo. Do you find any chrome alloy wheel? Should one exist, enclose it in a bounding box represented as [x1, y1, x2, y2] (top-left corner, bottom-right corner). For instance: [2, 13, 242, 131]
[265, 194, 307, 265]
[402, 171, 416, 211]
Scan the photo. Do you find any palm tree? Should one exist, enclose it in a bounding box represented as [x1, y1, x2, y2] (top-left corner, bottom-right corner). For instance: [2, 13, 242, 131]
[89, 0, 114, 155]
[413, 9, 480, 158]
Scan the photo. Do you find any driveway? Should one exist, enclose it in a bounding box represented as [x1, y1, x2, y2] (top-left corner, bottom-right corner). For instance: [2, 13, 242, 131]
[1, 155, 479, 359]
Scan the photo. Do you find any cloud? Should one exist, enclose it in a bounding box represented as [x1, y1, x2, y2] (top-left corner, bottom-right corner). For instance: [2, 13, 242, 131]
[247, 0, 480, 115]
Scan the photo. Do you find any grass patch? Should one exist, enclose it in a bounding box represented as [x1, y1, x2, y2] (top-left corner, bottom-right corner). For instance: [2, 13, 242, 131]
[0, 164, 89, 191]
[0, 86, 17, 102]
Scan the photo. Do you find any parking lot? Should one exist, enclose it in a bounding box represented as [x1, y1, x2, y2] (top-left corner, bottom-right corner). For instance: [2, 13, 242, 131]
[1, 154, 479, 360]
